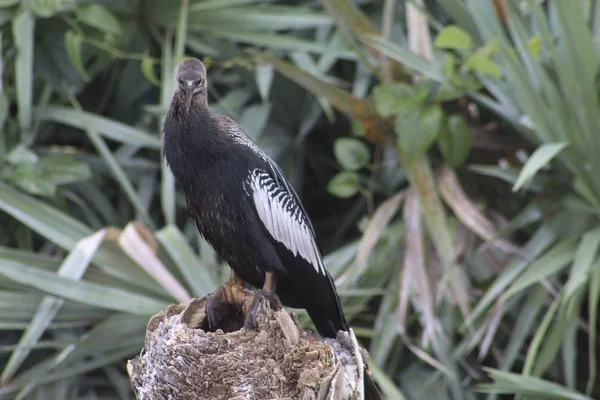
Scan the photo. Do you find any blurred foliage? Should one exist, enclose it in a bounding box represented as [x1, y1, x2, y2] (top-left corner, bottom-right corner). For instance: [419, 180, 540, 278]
[0, 0, 600, 399]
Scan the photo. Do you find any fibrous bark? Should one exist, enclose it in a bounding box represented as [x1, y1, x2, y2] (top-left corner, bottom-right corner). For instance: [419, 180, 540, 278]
[128, 290, 367, 399]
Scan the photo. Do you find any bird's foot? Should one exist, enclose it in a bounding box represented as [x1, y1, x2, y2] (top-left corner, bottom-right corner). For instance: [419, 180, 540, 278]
[204, 271, 283, 333]
[205, 279, 255, 332]
[243, 290, 282, 331]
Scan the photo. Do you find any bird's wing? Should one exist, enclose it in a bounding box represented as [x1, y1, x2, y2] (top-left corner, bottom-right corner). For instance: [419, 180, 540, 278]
[216, 114, 325, 275]
[245, 165, 326, 276]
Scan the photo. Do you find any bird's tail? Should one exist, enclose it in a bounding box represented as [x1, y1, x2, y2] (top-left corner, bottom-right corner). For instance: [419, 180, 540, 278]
[364, 372, 384, 400]
[305, 303, 348, 339]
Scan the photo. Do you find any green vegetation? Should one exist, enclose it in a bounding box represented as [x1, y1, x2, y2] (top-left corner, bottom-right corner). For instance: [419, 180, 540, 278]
[1, 0, 599, 398]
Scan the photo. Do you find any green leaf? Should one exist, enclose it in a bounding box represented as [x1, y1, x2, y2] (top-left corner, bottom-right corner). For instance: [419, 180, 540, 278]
[37, 155, 92, 185]
[0, 0, 19, 7]
[394, 107, 420, 154]
[3, 154, 90, 198]
[7, 145, 38, 165]
[464, 39, 502, 78]
[24, 0, 65, 17]
[63, 312, 146, 358]
[63, 92, 155, 229]
[75, 4, 122, 35]
[503, 238, 578, 300]
[64, 30, 90, 82]
[437, 114, 471, 168]
[328, 171, 360, 198]
[160, 35, 176, 226]
[434, 25, 473, 50]
[219, 31, 355, 60]
[563, 228, 600, 317]
[187, 5, 332, 31]
[334, 138, 371, 171]
[156, 225, 218, 298]
[35, 106, 160, 149]
[1, 229, 106, 383]
[396, 105, 443, 156]
[174, 0, 189, 58]
[480, 368, 595, 400]
[533, 305, 576, 378]
[588, 265, 600, 394]
[465, 51, 502, 78]
[255, 64, 274, 102]
[0, 93, 8, 132]
[253, 52, 362, 119]
[370, 363, 408, 400]
[4, 164, 57, 197]
[528, 35, 541, 56]
[322, 0, 377, 36]
[373, 83, 427, 118]
[498, 286, 548, 372]
[12, 10, 35, 135]
[444, 51, 456, 78]
[361, 34, 443, 80]
[0, 182, 165, 293]
[141, 56, 160, 86]
[0, 261, 168, 315]
[513, 142, 569, 192]
[521, 294, 564, 377]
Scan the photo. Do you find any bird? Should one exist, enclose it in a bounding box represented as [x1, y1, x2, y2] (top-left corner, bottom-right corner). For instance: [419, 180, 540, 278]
[162, 57, 382, 399]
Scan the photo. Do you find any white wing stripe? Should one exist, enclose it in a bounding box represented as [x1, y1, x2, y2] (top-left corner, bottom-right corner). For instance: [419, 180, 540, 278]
[290, 219, 300, 256]
[248, 169, 325, 275]
[227, 117, 325, 275]
[261, 194, 273, 233]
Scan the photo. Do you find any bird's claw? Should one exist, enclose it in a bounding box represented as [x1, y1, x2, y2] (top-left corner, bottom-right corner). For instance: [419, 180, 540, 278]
[243, 290, 282, 331]
[205, 280, 254, 332]
[204, 277, 283, 332]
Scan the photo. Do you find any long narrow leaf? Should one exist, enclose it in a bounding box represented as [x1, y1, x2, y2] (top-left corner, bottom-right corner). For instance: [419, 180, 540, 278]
[480, 368, 594, 400]
[0, 261, 168, 315]
[586, 262, 600, 394]
[160, 32, 176, 226]
[156, 225, 218, 297]
[465, 225, 556, 329]
[0, 183, 162, 292]
[502, 238, 577, 300]
[63, 91, 156, 230]
[370, 362, 408, 400]
[512, 143, 568, 192]
[35, 106, 160, 149]
[361, 34, 443, 80]
[339, 191, 403, 285]
[564, 229, 600, 317]
[12, 11, 34, 138]
[1, 230, 107, 383]
[253, 51, 367, 119]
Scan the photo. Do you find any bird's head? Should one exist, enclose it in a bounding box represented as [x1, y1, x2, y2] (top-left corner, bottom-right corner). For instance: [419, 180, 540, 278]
[176, 58, 207, 112]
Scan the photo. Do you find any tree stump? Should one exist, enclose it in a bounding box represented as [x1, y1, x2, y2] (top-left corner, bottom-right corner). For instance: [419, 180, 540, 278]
[128, 288, 367, 399]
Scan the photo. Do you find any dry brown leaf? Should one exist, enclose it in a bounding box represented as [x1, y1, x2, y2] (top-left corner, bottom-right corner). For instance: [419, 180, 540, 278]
[338, 191, 404, 286]
[119, 222, 191, 302]
[437, 166, 525, 259]
[399, 189, 439, 347]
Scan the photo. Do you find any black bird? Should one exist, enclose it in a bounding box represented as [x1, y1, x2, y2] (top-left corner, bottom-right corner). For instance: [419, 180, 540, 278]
[163, 58, 382, 399]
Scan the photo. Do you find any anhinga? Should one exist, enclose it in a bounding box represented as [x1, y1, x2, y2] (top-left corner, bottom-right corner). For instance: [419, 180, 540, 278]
[163, 58, 382, 399]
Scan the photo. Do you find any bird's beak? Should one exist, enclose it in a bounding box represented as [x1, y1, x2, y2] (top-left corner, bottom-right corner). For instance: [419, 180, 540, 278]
[183, 81, 195, 111]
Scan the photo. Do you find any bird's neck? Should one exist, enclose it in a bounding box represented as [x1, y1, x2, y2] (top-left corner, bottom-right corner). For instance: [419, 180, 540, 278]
[164, 102, 230, 171]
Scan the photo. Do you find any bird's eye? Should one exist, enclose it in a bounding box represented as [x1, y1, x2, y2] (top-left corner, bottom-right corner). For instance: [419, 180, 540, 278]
[193, 79, 204, 94]
[177, 77, 203, 91]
